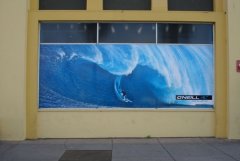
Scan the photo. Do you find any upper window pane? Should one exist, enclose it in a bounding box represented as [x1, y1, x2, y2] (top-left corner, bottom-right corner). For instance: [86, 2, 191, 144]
[40, 23, 97, 43]
[39, 0, 86, 10]
[99, 23, 156, 43]
[168, 0, 213, 11]
[103, 0, 151, 10]
[158, 23, 213, 44]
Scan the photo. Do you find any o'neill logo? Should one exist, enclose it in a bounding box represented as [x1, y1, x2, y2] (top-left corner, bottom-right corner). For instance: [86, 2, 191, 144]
[176, 95, 212, 100]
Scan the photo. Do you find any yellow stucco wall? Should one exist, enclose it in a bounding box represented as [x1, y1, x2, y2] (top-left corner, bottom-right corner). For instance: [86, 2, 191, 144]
[0, 0, 28, 140]
[227, 0, 240, 139]
[0, 0, 239, 140]
[37, 110, 215, 138]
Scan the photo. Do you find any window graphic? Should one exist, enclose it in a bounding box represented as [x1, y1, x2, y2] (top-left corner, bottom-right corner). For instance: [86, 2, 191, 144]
[39, 22, 214, 108]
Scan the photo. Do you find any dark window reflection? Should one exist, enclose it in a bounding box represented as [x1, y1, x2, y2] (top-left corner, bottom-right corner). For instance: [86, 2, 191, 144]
[168, 0, 213, 11]
[40, 23, 97, 43]
[99, 23, 156, 43]
[158, 23, 213, 44]
[39, 0, 86, 10]
[103, 0, 151, 10]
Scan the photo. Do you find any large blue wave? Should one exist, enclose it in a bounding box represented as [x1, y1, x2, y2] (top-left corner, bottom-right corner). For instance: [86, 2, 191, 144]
[39, 44, 214, 108]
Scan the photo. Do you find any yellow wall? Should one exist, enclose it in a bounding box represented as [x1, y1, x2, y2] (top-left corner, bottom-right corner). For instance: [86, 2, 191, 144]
[0, 0, 240, 140]
[0, 0, 28, 140]
[38, 110, 215, 138]
[227, 0, 240, 139]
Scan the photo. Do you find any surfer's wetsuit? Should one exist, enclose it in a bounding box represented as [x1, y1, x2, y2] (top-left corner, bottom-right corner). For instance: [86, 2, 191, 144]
[122, 90, 127, 98]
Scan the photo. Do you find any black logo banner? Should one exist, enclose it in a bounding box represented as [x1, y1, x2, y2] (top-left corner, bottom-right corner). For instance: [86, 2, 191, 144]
[176, 95, 212, 100]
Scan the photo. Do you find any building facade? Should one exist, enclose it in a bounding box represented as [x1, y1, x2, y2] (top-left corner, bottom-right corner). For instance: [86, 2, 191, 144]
[0, 0, 239, 140]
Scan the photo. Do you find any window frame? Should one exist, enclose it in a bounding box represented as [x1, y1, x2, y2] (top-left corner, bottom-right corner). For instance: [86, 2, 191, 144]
[27, 0, 227, 139]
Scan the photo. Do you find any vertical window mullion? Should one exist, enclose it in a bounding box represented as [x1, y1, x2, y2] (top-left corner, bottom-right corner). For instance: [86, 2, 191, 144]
[156, 23, 158, 44]
[97, 23, 99, 44]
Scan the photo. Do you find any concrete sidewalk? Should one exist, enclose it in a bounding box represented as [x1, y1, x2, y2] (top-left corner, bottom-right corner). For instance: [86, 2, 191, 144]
[0, 138, 240, 161]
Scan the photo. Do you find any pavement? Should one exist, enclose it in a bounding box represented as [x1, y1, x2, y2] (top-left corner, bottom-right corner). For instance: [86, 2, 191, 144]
[0, 138, 240, 161]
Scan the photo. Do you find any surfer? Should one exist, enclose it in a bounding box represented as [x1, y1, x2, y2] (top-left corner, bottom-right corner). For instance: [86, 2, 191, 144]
[121, 90, 127, 99]
[121, 90, 133, 103]
[114, 76, 132, 103]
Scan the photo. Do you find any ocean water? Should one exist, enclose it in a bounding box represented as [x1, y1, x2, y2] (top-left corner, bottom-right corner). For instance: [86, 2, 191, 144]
[39, 44, 214, 108]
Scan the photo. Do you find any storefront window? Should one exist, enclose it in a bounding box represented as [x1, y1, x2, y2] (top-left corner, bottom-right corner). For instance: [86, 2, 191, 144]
[39, 22, 214, 108]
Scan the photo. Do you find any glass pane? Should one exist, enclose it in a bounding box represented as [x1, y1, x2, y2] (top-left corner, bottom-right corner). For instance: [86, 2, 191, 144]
[39, 0, 86, 10]
[168, 0, 213, 11]
[103, 0, 151, 10]
[40, 23, 97, 43]
[158, 23, 213, 44]
[99, 23, 156, 43]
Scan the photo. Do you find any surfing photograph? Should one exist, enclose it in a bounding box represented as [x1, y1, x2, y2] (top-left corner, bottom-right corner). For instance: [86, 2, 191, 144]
[39, 44, 214, 108]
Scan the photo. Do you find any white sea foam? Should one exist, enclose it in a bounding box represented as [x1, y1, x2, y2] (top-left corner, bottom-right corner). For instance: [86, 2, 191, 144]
[69, 52, 78, 60]
[57, 49, 66, 60]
